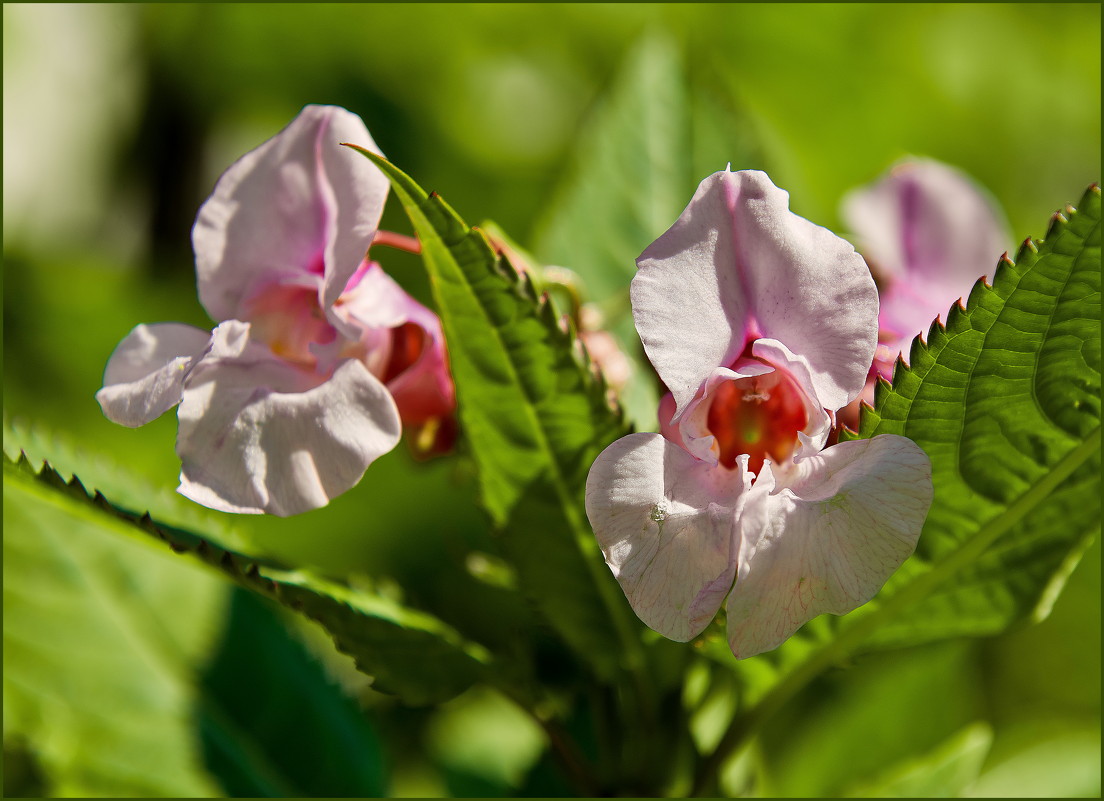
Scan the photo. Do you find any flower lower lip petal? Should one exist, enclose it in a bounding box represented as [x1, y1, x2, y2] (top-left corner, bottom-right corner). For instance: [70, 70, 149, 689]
[177, 356, 401, 517]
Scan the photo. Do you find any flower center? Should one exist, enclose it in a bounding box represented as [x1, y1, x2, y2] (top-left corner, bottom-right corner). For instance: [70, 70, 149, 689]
[243, 282, 338, 368]
[706, 362, 808, 475]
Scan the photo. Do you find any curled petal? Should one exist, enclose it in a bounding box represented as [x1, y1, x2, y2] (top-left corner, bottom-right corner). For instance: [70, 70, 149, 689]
[749, 338, 832, 459]
[176, 323, 401, 516]
[193, 105, 389, 323]
[96, 323, 212, 427]
[585, 433, 750, 641]
[335, 261, 455, 424]
[841, 158, 1010, 350]
[725, 435, 932, 658]
[634, 170, 878, 415]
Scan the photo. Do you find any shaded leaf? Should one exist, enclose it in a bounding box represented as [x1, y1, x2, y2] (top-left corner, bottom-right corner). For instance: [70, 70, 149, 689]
[532, 31, 761, 429]
[198, 588, 387, 797]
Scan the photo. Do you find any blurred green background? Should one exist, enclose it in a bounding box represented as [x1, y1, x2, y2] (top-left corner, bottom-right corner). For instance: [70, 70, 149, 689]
[4, 3, 1100, 797]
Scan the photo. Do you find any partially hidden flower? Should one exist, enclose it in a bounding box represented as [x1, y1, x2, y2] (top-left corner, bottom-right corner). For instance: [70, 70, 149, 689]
[840, 158, 1010, 415]
[584, 169, 933, 659]
[97, 105, 455, 516]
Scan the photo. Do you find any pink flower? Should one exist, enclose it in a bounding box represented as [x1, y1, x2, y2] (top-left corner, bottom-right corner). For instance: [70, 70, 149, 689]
[97, 105, 455, 516]
[584, 169, 933, 658]
[840, 159, 1010, 408]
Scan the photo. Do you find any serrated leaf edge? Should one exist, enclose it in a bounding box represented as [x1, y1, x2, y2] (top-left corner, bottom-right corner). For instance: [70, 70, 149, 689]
[3, 451, 492, 700]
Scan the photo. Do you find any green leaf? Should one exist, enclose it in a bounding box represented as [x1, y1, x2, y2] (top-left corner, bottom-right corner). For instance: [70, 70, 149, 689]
[846, 183, 1101, 648]
[346, 146, 640, 679]
[4, 456, 227, 797]
[3, 452, 489, 706]
[198, 588, 387, 797]
[967, 723, 1101, 798]
[533, 31, 688, 310]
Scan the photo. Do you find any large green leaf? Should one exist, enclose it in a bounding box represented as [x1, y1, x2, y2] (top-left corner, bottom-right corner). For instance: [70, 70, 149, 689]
[3, 452, 489, 707]
[347, 146, 640, 680]
[4, 462, 227, 797]
[693, 185, 1100, 790]
[848, 183, 1101, 647]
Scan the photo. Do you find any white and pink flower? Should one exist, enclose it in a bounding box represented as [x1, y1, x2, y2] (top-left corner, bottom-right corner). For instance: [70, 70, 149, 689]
[97, 105, 455, 516]
[584, 169, 933, 658]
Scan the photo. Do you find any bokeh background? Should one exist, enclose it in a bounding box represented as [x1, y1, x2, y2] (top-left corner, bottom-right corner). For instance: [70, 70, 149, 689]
[4, 3, 1100, 797]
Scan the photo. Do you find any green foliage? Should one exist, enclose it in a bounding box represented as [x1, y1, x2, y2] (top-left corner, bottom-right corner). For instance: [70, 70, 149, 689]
[348, 146, 639, 680]
[4, 454, 226, 798]
[848, 183, 1101, 648]
[841, 722, 993, 798]
[4, 456, 392, 797]
[198, 589, 387, 797]
[3, 452, 489, 707]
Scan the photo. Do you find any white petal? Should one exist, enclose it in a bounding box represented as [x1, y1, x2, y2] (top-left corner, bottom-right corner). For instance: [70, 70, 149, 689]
[585, 433, 750, 641]
[96, 323, 212, 427]
[176, 334, 401, 516]
[634, 170, 878, 415]
[633, 173, 751, 416]
[725, 435, 932, 658]
[192, 105, 389, 322]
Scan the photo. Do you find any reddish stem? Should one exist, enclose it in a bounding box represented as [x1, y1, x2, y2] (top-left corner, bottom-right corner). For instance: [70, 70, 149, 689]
[371, 229, 422, 255]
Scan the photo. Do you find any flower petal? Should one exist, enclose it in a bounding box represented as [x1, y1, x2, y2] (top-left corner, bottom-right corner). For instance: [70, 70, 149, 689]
[335, 261, 455, 424]
[635, 170, 877, 416]
[585, 433, 750, 641]
[192, 105, 389, 323]
[725, 434, 932, 658]
[176, 323, 401, 516]
[841, 158, 1010, 349]
[96, 323, 212, 427]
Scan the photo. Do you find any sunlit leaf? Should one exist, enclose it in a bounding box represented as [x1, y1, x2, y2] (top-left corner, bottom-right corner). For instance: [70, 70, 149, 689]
[3, 452, 489, 707]
[347, 146, 640, 681]
[3, 459, 227, 797]
[848, 183, 1101, 648]
[842, 722, 993, 798]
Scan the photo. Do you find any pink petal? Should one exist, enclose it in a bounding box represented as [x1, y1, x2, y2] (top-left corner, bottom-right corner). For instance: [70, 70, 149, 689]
[175, 322, 401, 516]
[334, 261, 455, 424]
[96, 323, 212, 427]
[635, 170, 878, 416]
[724, 435, 932, 658]
[192, 105, 389, 323]
[584, 433, 751, 641]
[841, 158, 1010, 350]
